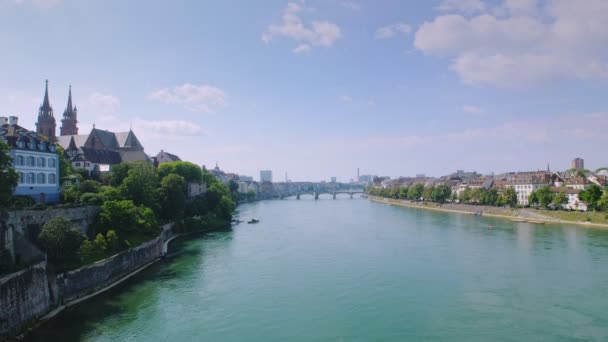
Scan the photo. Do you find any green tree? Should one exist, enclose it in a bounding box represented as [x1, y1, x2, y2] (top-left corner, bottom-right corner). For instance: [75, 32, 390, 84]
[97, 200, 160, 236]
[109, 162, 132, 187]
[0, 141, 19, 208]
[536, 185, 554, 208]
[431, 185, 452, 203]
[552, 191, 568, 208]
[598, 189, 608, 211]
[120, 162, 159, 209]
[79, 180, 100, 194]
[246, 189, 256, 201]
[460, 187, 472, 203]
[94, 233, 108, 251]
[398, 186, 409, 199]
[38, 217, 86, 265]
[481, 188, 499, 206]
[99, 186, 123, 201]
[580, 184, 603, 210]
[157, 161, 203, 184]
[501, 187, 518, 207]
[528, 190, 539, 206]
[408, 184, 424, 200]
[158, 173, 187, 220]
[106, 230, 120, 252]
[56, 145, 73, 179]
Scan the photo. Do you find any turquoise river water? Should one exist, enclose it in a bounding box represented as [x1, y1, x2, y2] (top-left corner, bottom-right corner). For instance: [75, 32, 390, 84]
[25, 198, 608, 341]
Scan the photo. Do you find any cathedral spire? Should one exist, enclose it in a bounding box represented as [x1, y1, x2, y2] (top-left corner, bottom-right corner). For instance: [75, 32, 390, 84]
[60, 84, 79, 136]
[37, 79, 56, 141]
[42, 79, 51, 111]
[66, 85, 73, 113]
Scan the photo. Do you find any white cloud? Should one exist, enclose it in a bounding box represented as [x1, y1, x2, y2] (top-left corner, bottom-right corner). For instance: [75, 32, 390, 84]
[340, 1, 360, 11]
[262, 2, 342, 53]
[88, 92, 119, 114]
[293, 43, 312, 54]
[462, 105, 484, 115]
[436, 0, 485, 14]
[414, 0, 608, 87]
[374, 22, 411, 40]
[148, 83, 227, 113]
[133, 118, 204, 137]
[340, 95, 353, 102]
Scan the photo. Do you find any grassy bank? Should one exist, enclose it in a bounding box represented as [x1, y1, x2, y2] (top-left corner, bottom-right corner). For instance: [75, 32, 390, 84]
[369, 196, 608, 229]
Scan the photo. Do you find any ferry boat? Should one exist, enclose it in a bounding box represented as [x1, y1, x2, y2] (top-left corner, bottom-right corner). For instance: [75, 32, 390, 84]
[248, 218, 260, 224]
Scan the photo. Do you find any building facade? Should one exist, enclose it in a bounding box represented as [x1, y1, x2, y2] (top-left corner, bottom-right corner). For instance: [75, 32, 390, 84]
[1, 116, 60, 203]
[572, 158, 584, 170]
[260, 170, 273, 183]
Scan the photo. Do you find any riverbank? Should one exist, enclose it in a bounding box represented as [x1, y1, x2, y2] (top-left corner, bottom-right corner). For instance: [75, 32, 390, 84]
[369, 196, 608, 229]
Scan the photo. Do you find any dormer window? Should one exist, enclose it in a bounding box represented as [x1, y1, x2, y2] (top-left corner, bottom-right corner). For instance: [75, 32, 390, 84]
[28, 141, 36, 149]
[39, 142, 47, 151]
[17, 141, 25, 148]
[49, 145, 56, 152]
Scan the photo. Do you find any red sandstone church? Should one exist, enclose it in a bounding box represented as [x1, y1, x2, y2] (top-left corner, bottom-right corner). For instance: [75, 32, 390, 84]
[36, 80, 150, 173]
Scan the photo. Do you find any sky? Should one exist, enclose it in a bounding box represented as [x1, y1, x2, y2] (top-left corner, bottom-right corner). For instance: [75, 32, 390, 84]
[1, 0, 607, 182]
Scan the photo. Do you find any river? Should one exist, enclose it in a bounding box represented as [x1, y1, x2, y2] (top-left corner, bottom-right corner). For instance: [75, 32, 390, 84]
[25, 198, 608, 341]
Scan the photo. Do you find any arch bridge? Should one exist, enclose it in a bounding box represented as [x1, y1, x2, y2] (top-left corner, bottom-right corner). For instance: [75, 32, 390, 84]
[281, 190, 364, 200]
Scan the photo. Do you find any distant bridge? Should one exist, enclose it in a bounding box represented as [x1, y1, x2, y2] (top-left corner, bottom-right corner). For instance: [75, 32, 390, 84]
[280, 190, 364, 200]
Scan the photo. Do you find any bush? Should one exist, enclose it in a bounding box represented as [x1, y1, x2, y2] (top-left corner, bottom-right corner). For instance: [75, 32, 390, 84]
[38, 217, 86, 266]
[79, 180, 100, 194]
[80, 192, 103, 205]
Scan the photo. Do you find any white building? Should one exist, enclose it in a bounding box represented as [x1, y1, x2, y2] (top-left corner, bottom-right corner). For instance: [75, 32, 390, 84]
[506, 173, 551, 205]
[260, 170, 272, 183]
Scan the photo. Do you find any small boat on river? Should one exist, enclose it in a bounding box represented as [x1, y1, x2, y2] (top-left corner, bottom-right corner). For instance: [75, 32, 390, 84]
[248, 218, 260, 224]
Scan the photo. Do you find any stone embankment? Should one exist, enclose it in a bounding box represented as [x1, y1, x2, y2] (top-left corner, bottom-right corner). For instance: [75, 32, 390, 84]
[0, 225, 175, 341]
[369, 196, 608, 228]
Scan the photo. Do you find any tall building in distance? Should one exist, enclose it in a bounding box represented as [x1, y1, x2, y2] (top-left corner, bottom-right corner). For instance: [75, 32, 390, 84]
[260, 170, 273, 183]
[572, 158, 585, 170]
[331, 177, 337, 183]
[36, 80, 57, 142]
[60, 85, 79, 136]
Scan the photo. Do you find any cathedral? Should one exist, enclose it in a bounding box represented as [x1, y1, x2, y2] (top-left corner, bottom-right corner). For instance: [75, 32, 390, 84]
[36, 80, 150, 172]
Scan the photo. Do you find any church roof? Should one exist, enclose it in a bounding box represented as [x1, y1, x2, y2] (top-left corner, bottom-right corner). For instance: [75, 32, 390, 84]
[86, 128, 119, 149]
[57, 134, 88, 150]
[115, 130, 144, 150]
[119, 150, 152, 163]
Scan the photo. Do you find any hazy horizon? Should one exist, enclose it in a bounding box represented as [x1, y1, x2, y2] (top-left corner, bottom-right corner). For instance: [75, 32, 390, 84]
[1, 0, 607, 181]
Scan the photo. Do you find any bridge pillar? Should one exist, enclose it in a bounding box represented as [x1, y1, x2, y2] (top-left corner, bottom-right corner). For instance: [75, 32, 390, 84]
[333, 192, 336, 199]
[350, 192, 353, 199]
[296, 193, 300, 200]
[314, 192, 319, 200]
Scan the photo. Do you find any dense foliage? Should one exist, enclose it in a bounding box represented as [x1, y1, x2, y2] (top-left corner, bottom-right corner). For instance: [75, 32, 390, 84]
[0, 141, 19, 209]
[38, 217, 86, 267]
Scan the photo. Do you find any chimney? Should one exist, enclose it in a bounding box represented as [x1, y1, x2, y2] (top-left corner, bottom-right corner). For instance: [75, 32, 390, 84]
[0, 117, 7, 125]
[8, 116, 18, 125]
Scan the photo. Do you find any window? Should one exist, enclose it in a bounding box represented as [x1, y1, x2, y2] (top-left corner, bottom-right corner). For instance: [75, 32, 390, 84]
[37, 157, 46, 167]
[37, 173, 45, 184]
[85, 162, 90, 167]
[28, 141, 35, 149]
[27, 173, 35, 184]
[48, 158, 56, 168]
[19, 172, 24, 184]
[48, 173, 56, 184]
[75, 162, 81, 167]
[27, 156, 35, 167]
[16, 155, 24, 166]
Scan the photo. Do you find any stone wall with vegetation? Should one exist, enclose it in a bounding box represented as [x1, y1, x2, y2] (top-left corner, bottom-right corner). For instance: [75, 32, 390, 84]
[57, 236, 163, 303]
[0, 261, 51, 340]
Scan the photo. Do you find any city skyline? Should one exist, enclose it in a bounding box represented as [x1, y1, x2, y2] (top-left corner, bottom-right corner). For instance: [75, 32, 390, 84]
[2, 0, 608, 180]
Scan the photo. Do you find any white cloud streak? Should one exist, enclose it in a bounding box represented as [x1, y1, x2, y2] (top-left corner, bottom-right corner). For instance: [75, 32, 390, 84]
[414, 0, 608, 87]
[374, 22, 411, 40]
[262, 2, 342, 53]
[148, 83, 227, 113]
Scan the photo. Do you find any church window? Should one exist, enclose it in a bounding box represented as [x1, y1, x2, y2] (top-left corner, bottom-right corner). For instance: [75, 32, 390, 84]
[37, 173, 45, 184]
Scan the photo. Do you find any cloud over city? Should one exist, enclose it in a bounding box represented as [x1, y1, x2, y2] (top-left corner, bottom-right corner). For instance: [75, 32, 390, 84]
[148, 83, 227, 113]
[262, 2, 342, 54]
[414, 0, 608, 87]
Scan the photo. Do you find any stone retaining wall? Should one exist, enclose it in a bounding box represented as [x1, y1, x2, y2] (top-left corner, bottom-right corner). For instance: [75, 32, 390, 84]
[0, 261, 51, 341]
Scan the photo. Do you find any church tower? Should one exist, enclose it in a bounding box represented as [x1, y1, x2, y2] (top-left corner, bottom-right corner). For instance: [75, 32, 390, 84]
[60, 85, 79, 136]
[36, 80, 57, 142]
